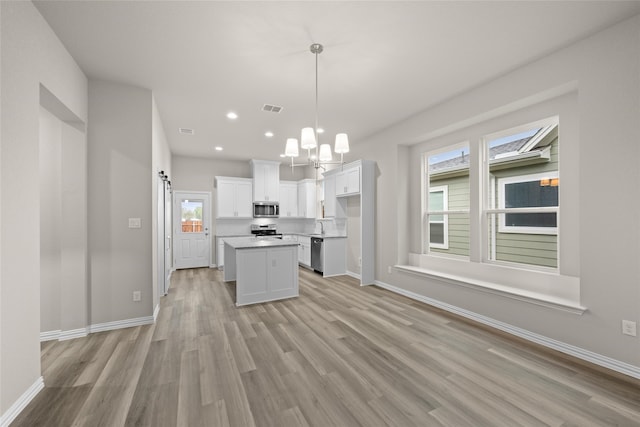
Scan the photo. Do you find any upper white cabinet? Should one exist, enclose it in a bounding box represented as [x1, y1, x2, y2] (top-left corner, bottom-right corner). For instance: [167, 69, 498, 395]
[323, 175, 336, 218]
[279, 181, 298, 217]
[297, 179, 316, 219]
[251, 159, 280, 202]
[336, 166, 360, 197]
[215, 177, 253, 218]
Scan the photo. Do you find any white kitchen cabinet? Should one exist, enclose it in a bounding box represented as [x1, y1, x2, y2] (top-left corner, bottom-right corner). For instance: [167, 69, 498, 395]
[279, 181, 298, 217]
[322, 237, 347, 277]
[215, 177, 253, 218]
[217, 237, 225, 267]
[298, 236, 311, 267]
[250, 159, 280, 202]
[297, 179, 316, 219]
[323, 175, 336, 218]
[322, 160, 376, 285]
[336, 166, 360, 197]
[224, 240, 299, 306]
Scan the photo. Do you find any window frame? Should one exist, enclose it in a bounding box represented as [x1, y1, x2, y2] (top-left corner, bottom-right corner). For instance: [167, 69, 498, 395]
[497, 171, 559, 235]
[428, 185, 449, 249]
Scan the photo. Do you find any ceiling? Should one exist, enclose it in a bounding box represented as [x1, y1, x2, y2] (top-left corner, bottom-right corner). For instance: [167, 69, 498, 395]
[34, 1, 640, 163]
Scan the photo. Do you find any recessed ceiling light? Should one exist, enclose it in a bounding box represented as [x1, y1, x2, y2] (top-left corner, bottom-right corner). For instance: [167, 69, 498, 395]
[215, 146, 223, 151]
[317, 128, 324, 134]
[226, 112, 238, 120]
[265, 131, 274, 138]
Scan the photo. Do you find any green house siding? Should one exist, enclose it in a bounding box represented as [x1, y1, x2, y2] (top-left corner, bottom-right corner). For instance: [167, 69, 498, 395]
[430, 175, 470, 257]
[490, 137, 558, 268]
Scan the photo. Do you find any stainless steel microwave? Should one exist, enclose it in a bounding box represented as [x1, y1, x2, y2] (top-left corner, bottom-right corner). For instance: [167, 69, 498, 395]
[253, 202, 279, 218]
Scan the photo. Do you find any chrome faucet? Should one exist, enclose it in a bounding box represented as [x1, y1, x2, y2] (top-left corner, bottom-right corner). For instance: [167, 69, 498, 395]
[319, 221, 325, 235]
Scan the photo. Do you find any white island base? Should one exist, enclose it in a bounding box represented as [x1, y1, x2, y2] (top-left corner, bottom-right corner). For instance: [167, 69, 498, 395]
[224, 238, 299, 306]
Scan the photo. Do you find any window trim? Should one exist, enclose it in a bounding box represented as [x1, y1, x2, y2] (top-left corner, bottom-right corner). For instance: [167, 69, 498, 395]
[428, 185, 449, 249]
[497, 171, 559, 235]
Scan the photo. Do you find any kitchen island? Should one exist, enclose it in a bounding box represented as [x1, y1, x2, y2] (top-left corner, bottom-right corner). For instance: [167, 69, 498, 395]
[224, 237, 299, 306]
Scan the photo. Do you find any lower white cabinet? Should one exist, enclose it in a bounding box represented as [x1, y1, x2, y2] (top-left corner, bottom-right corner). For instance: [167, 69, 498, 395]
[217, 237, 225, 267]
[235, 246, 298, 306]
[298, 236, 311, 267]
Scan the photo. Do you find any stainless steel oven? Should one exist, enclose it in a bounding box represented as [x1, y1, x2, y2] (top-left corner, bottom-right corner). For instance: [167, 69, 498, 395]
[251, 223, 282, 239]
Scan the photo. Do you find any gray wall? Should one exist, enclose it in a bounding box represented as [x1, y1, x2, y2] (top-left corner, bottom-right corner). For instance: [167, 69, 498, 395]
[39, 106, 88, 336]
[352, 15, 640, 368]
[151, 97, 172, 310]
[88, 79, 153, 324]
[1, 0, 88, 414]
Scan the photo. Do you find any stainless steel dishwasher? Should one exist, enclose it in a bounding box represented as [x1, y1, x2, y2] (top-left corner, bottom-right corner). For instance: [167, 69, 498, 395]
[311, 237, 323, 274]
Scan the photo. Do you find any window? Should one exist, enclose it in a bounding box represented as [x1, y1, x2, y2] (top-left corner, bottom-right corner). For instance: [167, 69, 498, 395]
[485, 118, 559, 269]
[428, 186, 448, 249]
[422, 117, 559, 270]
[425, 144, 470, 257]
[498, 172, 559, 234]
[181, 199, 203, 233]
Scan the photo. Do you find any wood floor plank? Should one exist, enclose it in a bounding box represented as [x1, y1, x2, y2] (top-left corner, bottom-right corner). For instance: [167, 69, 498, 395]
[13, 267, 640, 427]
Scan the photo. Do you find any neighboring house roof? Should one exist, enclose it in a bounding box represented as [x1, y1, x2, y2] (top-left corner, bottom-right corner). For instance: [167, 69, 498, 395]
[430, 137, 530, 172]
[429, 123, 558, 174]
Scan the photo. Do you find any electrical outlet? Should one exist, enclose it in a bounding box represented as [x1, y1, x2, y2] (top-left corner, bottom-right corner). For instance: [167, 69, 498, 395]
[622, 320, 637, 336]
[133, 291, 141, 302]
[388, 266, 393, 274]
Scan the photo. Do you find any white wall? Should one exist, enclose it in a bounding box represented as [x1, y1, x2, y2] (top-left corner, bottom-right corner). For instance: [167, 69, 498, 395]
[88, 79, 153, 324]
[1, 0, 88, 417]
[39, 107, 63, 333]
[354, 15, 640, 369]
[39, 105, 88, 338]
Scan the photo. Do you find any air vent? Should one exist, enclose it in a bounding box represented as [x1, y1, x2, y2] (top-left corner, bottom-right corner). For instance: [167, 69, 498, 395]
[178, 128, 194, 135]
[262, 104, 283, 113]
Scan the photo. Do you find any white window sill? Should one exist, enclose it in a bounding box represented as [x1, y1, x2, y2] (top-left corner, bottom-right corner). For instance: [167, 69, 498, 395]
[396, 257, 586, 315]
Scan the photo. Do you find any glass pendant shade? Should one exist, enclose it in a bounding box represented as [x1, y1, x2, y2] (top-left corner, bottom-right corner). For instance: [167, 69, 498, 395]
[318, 144, 332, 162]
[285, 138, 299, 157]
[334, 133, 349, 154]
[300, 127, 317, 149]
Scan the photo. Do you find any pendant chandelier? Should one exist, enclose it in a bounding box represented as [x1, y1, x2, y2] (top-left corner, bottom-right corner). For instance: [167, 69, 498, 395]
[284, 43, 349, 171]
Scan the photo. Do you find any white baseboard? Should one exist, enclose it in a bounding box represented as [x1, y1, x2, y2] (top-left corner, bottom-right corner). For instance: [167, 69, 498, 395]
[0, 376, 44, 427]
[40, 328, 88, 342]
[40, 330, 61, 342]
[89, 316, 154, 333]
[374, 279, 640, 380]
[153, 303, 160, 322]
[346, 270, 361, 280]
[59, 328, 88, 341]
[41, 316, 155, 342]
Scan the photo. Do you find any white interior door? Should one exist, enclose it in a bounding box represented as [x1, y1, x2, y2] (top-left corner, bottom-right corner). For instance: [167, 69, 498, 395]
[174, 191, 211, 269]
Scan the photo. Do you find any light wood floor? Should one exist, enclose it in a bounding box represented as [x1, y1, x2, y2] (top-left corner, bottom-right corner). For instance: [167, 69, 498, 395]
[13, 267, 640, 426]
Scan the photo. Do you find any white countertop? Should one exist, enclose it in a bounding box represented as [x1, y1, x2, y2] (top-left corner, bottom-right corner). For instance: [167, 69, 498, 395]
[287, 233, 347, 239]
[223, 237, 300, 249]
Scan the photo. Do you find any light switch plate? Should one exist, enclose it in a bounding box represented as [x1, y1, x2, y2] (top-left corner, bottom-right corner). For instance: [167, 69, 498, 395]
[128, 218, 141, 228]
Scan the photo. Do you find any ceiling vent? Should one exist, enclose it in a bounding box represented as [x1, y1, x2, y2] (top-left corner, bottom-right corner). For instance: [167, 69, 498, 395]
[178, 128, 194, 135]
[262, 104, 283, 113]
